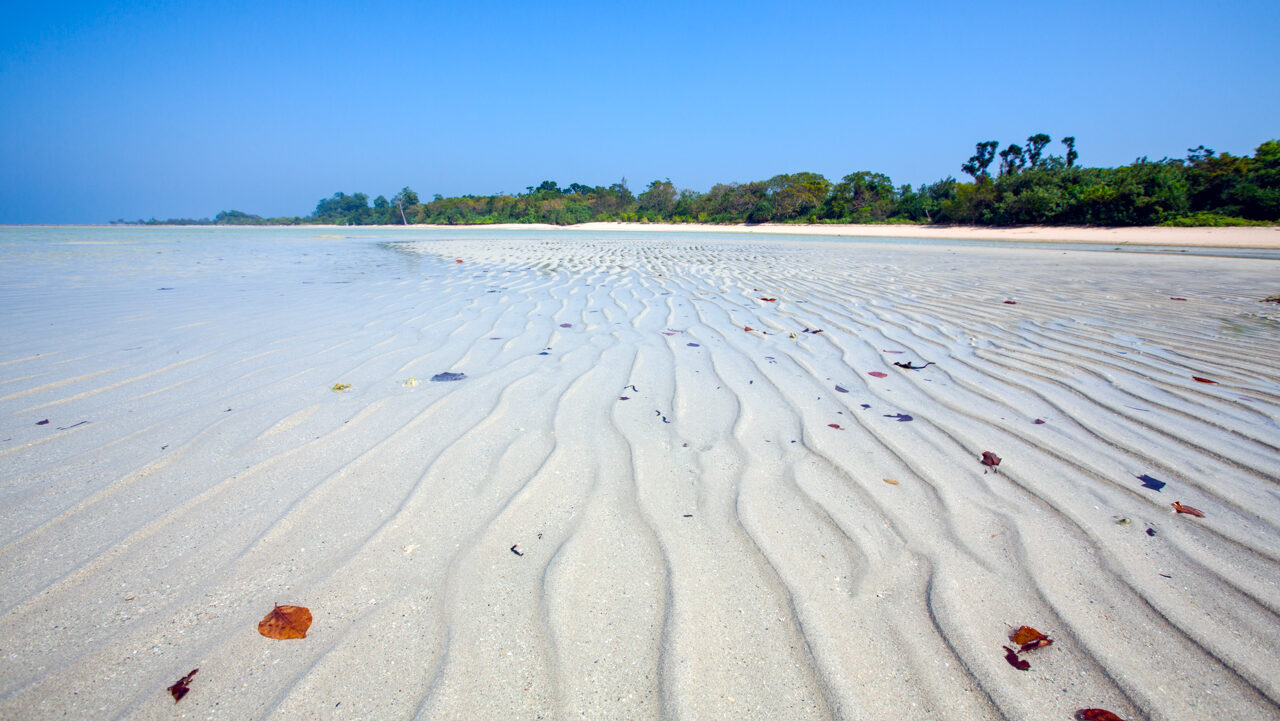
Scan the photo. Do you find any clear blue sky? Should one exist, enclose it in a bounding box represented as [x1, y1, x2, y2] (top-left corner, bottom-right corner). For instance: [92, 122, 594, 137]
[2, 0, 1277, 223]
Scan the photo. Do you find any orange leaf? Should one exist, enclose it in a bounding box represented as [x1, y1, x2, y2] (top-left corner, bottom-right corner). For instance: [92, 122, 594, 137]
[1011, 625, 1047, 646]
[1077, 710, 1126, 721]
[168, 668, 197, 702]
[744, 326, 754, 332]
[1172, 501, 1205, 517]
[258, 604, 312, 640]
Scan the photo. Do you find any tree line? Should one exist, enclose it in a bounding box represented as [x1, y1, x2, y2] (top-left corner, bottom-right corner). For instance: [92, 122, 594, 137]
[115, 136, 1279, 227]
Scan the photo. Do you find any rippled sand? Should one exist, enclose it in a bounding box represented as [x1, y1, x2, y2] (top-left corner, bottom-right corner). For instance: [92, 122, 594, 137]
[1, 230, 1278, 720]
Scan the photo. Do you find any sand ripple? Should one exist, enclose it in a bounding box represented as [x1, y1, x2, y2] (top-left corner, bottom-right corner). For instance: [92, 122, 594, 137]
[1, 231, 1278, 720]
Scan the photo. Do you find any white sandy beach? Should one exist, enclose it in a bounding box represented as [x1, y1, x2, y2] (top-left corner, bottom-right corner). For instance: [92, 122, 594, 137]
[1, 226, 1278, 720]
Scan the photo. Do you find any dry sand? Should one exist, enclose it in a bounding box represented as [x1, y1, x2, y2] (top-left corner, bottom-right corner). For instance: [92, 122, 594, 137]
[1, 226, 1278, 720]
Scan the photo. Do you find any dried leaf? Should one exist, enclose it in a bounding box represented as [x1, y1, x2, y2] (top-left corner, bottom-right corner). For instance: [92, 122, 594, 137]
[1011, 625, 1053, 652]
[868, 371, 888, 378]
[744, 326, 754, 332]
[1170, 297, 1187, 301]
[1192, 376, 1218, 384]
[37, 419, 49, 425]
[168, 668, 198, 702]
[980, 451, 1001, 467]
[1002, 645, 1030, 670]
[1076, 710, 1126, 721]
[258, 604, 312, 640]
[1002, 300, 1018, 305]
[882, 478, 899, 485]
[1011, 625, 1046, 646]
[455, 259, 463, 263]
[331, 383, 350, 392]
[759, 297, 777, 302]
[1172, 501, 1205, 517]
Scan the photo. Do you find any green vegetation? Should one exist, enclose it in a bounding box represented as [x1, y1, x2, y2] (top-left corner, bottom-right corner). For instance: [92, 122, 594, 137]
[115, 137, 1280, 227]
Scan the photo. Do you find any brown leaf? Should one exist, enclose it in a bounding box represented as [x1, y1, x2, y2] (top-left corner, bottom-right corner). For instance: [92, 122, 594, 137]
[1172, 501, 1205, 517]
[1076, 710, 1126, 721]
[882, 478, 900, 485]
[1002, 645, 1030, 670]
[980, 451, 1001, 467]
[168, 668, 198, 702]
[258, 604, 312, 640]
[744, 326, 754, 332]
[1010, 625, 1047, 646]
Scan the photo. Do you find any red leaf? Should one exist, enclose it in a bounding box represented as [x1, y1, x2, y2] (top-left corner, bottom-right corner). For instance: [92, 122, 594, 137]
[759, 297, 777, 302]
[1172, 501, 1205, 517]
[1170, 297, 1187, 301]
[1077, 710, 1126, 721]
[258, 604, 312, 640]
[868, 371, 888, 378]
[1192, 376, 1217, 384]
[1033, 418, 1046, 424]
[744, 326, 754, 332]
[980, 451, 1001, 467]
[168, 668, 198, 703]
[455, 259, 463, 263]
[1003, 300, 1018, 305]
[1003, 646, 1030, 670]
[827, 423, 842, 429]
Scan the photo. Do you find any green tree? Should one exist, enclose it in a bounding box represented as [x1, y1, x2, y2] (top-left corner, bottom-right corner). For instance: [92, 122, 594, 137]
[998, 144, 1026, 176]
[961, 141, 999, 182]
[1025, 133, 1051, 169]
[392, 187, 419, 224]
[637, 179, 678, 218]
[766, 172, 831, 220]
[823, 171, 894, 221]
[1062, 136, 1078, 168]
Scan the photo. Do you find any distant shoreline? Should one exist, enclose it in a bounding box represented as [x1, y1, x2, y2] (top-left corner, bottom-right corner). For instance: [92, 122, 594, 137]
[5, 222, 1278, 250]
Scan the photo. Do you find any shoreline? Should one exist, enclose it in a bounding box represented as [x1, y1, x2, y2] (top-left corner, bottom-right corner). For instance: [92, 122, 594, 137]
[33, 221, 1278, 250]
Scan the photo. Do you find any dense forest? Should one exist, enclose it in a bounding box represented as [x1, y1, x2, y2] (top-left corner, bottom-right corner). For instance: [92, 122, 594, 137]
[115, 136, 1279, 227]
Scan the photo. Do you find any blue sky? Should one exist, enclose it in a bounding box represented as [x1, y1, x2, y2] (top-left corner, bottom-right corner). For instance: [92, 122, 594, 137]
[2, 0, 1277, 223]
